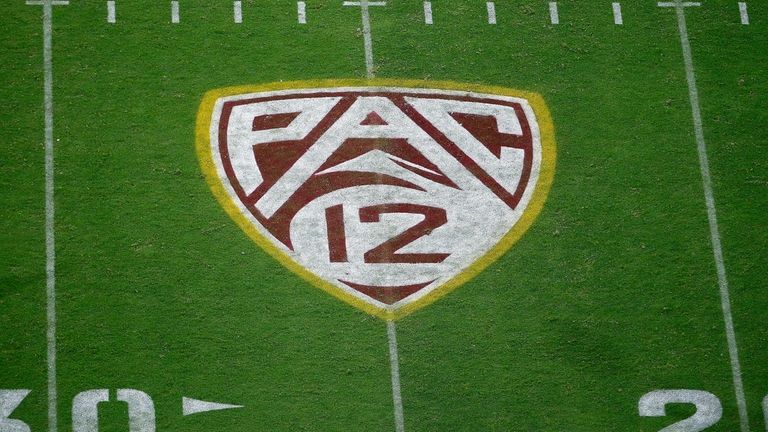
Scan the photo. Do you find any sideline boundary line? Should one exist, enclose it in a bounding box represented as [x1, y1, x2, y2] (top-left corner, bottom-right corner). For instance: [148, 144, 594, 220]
[665, 2, 750, 431]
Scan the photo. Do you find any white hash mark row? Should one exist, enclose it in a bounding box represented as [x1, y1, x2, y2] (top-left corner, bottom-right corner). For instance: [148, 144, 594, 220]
[87, 1, 750, 27]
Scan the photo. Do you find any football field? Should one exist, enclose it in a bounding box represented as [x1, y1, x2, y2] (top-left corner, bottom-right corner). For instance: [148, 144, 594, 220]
[1, 1, 767, 431]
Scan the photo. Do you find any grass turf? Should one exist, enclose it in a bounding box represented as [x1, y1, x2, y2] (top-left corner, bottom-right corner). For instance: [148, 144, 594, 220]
[0, 1, 766, 431]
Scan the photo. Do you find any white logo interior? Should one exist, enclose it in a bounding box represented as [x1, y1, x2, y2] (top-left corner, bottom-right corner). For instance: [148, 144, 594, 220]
[208, 87, 543, 311]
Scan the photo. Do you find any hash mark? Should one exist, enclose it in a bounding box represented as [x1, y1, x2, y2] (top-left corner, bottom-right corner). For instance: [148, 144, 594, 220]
[234, 0, 242, 23]
[107, 1, 115, 23]
[486, 2, 496, 25]
[738, 2, 749, 25]
[613, 3, 623, 25]
[298, 1, 306, 24]
[171, 1, 179, 24]
[549, 2, 559, 24]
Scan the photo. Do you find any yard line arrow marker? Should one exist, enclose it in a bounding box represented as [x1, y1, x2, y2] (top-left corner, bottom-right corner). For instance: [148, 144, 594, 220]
[182, 397, 243, 416]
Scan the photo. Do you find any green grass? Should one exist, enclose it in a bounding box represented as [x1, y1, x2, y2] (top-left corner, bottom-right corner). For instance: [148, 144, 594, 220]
[1, 1, 766, 431]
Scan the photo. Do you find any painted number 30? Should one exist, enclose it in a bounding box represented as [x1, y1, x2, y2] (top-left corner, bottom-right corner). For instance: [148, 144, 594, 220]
[1, 389, 768, 429]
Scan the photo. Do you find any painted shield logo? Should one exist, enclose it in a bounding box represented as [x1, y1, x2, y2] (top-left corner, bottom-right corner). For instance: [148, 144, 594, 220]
[196, 80, 556, 320]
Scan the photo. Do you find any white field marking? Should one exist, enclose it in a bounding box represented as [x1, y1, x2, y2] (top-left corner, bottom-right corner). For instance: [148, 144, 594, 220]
[30, 0, 63, 430]
[423, 1, 433, 25]
[612, 2, 623, 25]
[297, 1, 306, 24]
[72, 389, 156, 432]
[233, 1, 242, 23]
[343, 1, 387, 5]
[763, 395, 768, 432]
[387, 321, 405, 432]
[171, 1, 179, 23]
[72, 390, 109, 432]
[658, 1, 701, 6]
[360, 2, 374, 77]
[215, 88, 541, 310]
[116, 390, 156, 432]
[639, 390, 723, 430]
[486, 2, 497, 24]
[739, 2, 749, 25]
[0, 390, 32, 431]
[549, 2, 559, 24]
[26, 1, 68, 5]
[182, 397, 243, 416]
[342, 0, 386, 78]
[665, 2, 751, 431]
[107, 1, 116, 23]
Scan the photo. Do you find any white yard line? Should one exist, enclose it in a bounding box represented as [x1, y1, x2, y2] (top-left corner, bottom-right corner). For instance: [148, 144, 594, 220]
[38, 1, 59, 430]
[664, 2, 750, 431]
[486, 2, 496, 25]
[549, 2, 559, 25]
[344, 4, 403, 429]
[233, 1, 242, 24]
[360, 1, 375, 78]
[342, 0, 382, 77]
[342, 4, 403, 429]
[612, 2, 623, 25]
[387, 321, 405, 432]
[297, 1, 306, 24]
[423, 1, 432, 25]
[171, 1, 179, 23]
[107, 1, 116, 23]
[738, 2, 749, 25]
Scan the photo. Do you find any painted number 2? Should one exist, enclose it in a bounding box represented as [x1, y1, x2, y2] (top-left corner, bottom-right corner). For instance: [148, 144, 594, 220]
[326, 203, 448, 264]
[639, 390, 722, 431]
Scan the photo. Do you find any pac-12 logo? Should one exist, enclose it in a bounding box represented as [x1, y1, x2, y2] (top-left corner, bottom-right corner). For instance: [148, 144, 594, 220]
[196, 80, 556, 320]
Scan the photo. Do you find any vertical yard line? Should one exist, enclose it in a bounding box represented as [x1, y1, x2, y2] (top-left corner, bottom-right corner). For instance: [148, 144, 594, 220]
[672, 4, 750, 431]
[359, 0, 375, 77]
[423, 1, 432, 25]
[387, 321, 405, 432]
[353, 4, 403, 429]
[41, 0, 58, 430]
[354, 4, 401, 427]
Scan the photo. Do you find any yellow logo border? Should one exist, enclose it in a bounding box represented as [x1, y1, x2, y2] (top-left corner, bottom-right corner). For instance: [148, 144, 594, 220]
[196, 79, 556, 321]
